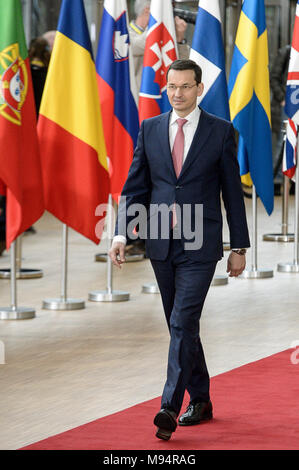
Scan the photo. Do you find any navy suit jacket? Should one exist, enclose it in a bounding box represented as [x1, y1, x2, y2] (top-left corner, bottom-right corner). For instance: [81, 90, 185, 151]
[115, 107, 250, 262]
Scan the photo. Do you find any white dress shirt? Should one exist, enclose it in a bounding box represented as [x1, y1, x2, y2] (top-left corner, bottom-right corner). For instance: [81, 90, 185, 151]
[113, 106, 201, 246]
[169, 106, 201, 162]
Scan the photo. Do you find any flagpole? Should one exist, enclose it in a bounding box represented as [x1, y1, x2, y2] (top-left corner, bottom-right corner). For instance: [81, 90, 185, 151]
[0, 241, 35, 320]
[263, 121, 294, 242]
[42, 224, 85, 310]
[277, 131, 299, 272]
[89, 194, 130, 302]
[0, 235, 43, 279]
[241, 185, 273, 279]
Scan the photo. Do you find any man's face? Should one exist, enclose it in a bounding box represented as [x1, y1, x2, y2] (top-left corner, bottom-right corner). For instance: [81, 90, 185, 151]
[166, 69, 204, 116]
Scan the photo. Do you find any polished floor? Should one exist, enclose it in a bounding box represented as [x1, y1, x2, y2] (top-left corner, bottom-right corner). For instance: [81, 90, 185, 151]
[0, 194, 299, 450]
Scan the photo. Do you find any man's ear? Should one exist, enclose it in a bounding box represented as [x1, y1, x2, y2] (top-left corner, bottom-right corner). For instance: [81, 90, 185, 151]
[197, 83, 204, 98]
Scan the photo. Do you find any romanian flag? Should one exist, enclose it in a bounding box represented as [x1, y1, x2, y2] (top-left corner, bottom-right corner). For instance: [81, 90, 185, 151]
[228, 0, 274, 215]
[0, 0, 44, 248]
[96, 0, 139, 202]
[38, 0, 109, 243]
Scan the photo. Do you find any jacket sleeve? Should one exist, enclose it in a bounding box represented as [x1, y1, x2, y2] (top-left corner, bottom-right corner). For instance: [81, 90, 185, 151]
[220, 123, 250, 249]
[114, 120, 152, 241]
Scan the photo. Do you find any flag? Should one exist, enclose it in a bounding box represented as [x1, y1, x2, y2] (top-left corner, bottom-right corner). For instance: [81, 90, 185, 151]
[138, 0, 178, 122]
[96, 0, 139, 202]
[285, 0, 299, 124]
[0, 0, 44, 248]
[283, 0, 299, 178]
[189, 0, 230, 120]
[228, 0, 273, 215]
[38, 0, 109, 243]
[283, 119, 297, 180]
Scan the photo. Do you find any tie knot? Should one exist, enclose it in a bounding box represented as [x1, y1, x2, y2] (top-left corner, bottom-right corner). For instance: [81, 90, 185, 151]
[177, 118, 188, 128]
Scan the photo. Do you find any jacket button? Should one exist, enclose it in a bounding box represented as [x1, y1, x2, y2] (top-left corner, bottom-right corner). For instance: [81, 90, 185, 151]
[175, 185, 183, 189]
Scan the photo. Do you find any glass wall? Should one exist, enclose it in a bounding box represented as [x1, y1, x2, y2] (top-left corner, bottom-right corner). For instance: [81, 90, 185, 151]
[21, 0, 104, 54]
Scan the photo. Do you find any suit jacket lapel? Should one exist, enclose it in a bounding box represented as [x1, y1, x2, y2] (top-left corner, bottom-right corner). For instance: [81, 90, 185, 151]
[157, 111, 177, 181]
[178, 108, 214, 181]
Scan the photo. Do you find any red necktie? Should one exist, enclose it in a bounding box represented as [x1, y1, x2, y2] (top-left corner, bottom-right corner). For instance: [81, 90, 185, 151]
[172, 118, 187, 227]
[172, 118, 187, 177]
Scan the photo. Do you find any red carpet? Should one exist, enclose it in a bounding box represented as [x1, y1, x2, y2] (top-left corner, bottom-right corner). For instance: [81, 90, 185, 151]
[21, 349, 299, 450]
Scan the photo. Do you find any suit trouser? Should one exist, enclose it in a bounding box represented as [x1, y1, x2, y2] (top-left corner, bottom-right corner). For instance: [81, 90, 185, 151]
[150, 236, 217, 416]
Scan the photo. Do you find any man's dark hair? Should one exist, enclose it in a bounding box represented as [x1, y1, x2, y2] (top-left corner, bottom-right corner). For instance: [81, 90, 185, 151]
[166, 59, 202, 84]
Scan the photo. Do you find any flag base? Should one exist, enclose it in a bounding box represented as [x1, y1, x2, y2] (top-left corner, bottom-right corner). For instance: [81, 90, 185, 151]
[0, 306, 35, 320]
[42, 298, 85, 310]
[277, 262, 299, 273]
[211, 275, 228, 286]
[142, 283, 160, 294]
[263, 233, 294, 242]
[0, 268, 43, 279]
[95, 253, 144, 262]
[240, 268, 274, 279]
[88, 290, 130, 302]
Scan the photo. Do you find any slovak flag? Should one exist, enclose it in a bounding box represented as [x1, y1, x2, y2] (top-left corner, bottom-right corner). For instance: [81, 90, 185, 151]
[284, 0, 299, 178]
[189, 0, 230, 120]
[96, 0, 139, 201]
[139, 0, 178, 122]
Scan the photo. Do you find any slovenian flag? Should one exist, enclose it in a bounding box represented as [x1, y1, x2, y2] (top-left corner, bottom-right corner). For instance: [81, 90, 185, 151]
[189, 0, 230, 120]
[139, 0, 178, 122]
[37, 0, 109, 243]
[283, 0, 299, 179]
[96, 0, 139, 201]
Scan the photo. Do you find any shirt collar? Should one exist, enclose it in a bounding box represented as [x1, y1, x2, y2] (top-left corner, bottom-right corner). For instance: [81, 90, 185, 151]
[130, 21, 145, 34]
[170, 106, 201, 126]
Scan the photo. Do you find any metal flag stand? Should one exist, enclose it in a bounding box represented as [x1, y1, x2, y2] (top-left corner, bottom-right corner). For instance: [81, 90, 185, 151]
[263, 175, 294, 242]
[241, 185, 273, 279]
[263, 122, 294, 243]
[211, 274, 228, 285]
[88, 194, 130, 302]
[0, 241, 35, 320]
[0, 235, 43, 279]
[95, 251, 144, 263]
[277, 132, 299, 273]
[42, 224, 85, 310]
[142, 282, 160, 293]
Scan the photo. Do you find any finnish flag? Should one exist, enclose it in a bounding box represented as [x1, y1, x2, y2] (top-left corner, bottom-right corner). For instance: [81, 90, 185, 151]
[189, 0, 230, 120]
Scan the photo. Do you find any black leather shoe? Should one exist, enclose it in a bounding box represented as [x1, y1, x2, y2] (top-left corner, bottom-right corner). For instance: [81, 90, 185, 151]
[178, 400, 213, 426]
[154, 408, 177, 440]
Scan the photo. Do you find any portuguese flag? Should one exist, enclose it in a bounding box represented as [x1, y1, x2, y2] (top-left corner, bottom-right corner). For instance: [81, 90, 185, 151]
[0, 0, 44, 248]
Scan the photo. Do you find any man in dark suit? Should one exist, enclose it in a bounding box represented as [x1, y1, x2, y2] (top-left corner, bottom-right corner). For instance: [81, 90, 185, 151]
[109, 59, 250, 441]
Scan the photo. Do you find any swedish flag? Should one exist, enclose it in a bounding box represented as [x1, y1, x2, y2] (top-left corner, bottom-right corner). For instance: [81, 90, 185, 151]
[228, 0, 274, 215]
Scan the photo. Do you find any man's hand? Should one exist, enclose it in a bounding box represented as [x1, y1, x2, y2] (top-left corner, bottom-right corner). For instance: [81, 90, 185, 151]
[109, 241, 126, 269]
[226, 251, 246, 277]
[174, 16, 187, 43]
